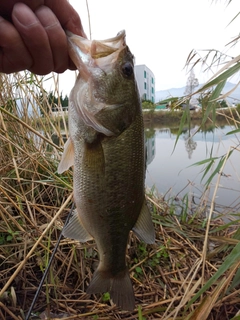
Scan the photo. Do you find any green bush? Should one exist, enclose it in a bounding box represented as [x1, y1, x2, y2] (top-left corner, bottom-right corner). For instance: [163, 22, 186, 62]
[142, 100, 155, 110]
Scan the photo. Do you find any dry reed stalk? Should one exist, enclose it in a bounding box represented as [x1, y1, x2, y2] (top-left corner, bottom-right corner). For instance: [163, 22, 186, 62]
[1, 53, 240, 319]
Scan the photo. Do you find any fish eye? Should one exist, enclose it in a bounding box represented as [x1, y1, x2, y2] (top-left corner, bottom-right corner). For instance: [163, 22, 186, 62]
[122, 62, 133, 78]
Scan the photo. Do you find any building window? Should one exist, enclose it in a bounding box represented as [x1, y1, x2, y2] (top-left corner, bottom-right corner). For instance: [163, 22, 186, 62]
[152, 87, 154, 93]
[144, 82, 147, 89]
[152, 77, 154, 84]
[144, 93, 147, 100]
[144, 70, 146, 78]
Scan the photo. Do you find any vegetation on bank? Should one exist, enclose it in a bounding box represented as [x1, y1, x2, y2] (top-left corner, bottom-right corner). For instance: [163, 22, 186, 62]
[143, 103, 240, 125]
[0, 69, 240, 320]
[0, 4, 240, 318]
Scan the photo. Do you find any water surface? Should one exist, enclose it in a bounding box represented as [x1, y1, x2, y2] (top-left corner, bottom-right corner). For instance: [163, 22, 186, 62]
[145, 122, 240, 213]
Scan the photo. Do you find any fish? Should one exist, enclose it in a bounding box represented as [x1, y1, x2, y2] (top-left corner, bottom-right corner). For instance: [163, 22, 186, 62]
[58, 30, 155, 311]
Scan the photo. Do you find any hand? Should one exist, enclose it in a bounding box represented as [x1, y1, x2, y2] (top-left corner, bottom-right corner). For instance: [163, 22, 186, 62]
[0, 0, 86, 75]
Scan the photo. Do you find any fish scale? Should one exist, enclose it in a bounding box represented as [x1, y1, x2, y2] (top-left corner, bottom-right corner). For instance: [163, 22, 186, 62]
[58, 30, 155, 311]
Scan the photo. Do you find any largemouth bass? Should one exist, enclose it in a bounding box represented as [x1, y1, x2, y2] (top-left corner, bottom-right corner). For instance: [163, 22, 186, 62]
[58, 30, 155, 311]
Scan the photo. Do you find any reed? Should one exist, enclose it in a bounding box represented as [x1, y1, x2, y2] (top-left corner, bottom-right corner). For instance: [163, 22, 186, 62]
[0, 70, 240, 320]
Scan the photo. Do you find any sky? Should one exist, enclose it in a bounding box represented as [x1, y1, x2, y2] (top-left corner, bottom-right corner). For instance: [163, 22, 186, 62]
[57, 0, 240, 95]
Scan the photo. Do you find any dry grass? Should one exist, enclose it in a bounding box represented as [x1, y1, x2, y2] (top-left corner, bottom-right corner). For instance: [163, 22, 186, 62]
[1, 72, 240, 320]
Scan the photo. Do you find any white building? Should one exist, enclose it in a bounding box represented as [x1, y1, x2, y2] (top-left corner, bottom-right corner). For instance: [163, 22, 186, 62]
[134, 65, 155, 102]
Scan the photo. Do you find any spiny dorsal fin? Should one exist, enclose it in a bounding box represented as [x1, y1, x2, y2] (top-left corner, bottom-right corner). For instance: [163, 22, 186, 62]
[132, 200, 155, 244]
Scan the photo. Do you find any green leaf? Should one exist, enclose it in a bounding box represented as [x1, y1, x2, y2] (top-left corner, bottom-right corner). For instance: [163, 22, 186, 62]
[201, 159, 215, 183]
[186, 241, 240, 309]
[181, 193, 189, 223]
[227, 267, 240, 292]
[204, 150, 233, 187]
[233, 227, 240, 240]
[226, 128, 240, 135]
[172, 108, 189, 153]
[135, 266, 143, 274]
[189, 157, 218, 167]
[138, 305, 144, 320]
[202, 80, 226, 125]
[187, 156, 218, 185]
[198, 62, 240, 93]
[102, 292, 110, 302]
[6, 235, 13, 241]
[230, 316, 240, 320]
[204, 159, 223, 187]
[210, 80, 226, 101]
[209, 219, 240, 234]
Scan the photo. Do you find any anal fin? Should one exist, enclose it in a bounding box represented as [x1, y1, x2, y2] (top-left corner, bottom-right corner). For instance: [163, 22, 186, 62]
[63, 209, 93, 242]
[132, 200, 155, 244]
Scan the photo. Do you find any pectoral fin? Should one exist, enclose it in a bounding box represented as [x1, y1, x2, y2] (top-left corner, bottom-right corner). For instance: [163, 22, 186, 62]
[63, 209, 93, 242]
[57, 138, 74, 174]
[132, 200, 155, 244]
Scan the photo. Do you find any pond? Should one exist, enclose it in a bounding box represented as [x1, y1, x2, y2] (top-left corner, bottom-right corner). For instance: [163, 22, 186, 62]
[144, 120, 240, 214]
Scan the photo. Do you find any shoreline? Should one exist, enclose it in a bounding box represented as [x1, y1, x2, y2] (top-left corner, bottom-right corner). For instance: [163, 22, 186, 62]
[142, 107, 240, 126]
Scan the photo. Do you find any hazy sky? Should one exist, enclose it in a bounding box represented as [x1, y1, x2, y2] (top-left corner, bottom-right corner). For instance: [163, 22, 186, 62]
[57, 0, 239, 94]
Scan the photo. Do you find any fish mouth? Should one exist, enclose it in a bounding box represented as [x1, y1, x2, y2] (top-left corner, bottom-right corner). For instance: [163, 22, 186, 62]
[66, 30, 126, 79]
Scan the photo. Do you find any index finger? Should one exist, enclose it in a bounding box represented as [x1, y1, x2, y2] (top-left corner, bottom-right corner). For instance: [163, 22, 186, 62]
[1, 0, 86, 38]
[45, 0, 86, 38]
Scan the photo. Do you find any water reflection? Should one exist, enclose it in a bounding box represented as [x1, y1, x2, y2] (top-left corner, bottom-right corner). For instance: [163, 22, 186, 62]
[144, 120, 240, 214]
[51, 119, 240, 214]
[182, 126, 198, 159]
[145, 128, 156, 165]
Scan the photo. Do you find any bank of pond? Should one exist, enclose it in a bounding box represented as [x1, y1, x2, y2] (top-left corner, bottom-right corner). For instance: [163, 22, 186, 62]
[142, 106, 240, 125]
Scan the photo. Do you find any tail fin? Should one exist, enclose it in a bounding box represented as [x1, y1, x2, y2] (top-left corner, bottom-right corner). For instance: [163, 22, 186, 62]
[86, 269, 135, 311]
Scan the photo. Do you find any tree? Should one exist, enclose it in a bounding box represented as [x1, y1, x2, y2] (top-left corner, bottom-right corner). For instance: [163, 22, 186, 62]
[141, 99, 155, 110]
[62, 94, 69, 109]
[184, 69, 199, 96]
[37, 91, 69, 116]
[219, 99, 228, 108]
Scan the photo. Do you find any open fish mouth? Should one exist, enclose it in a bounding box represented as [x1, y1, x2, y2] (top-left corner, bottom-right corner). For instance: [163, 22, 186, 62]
[66, 30, 126, 78]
